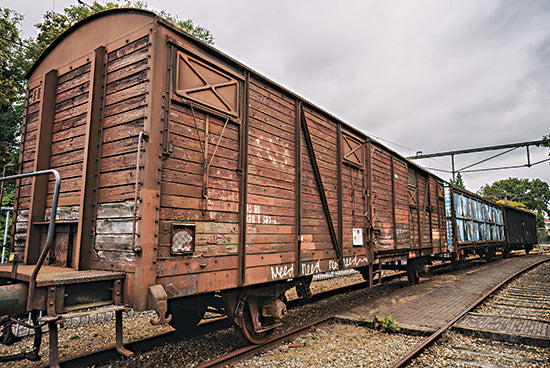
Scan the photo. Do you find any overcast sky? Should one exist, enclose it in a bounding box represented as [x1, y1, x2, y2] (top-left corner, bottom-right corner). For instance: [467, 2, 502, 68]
[4, 0, 550, 192]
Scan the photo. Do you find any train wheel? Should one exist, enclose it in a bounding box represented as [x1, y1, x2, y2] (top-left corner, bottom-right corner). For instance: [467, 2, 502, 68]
[451, 253, 459, 270]
[234, 296, 276, 344]
[485, 247, 496, 262]
[296, 276, 313, 299]
[525, 245, 532, 255]
[407, 259, 419, 284]
[168, 296, 207, 333]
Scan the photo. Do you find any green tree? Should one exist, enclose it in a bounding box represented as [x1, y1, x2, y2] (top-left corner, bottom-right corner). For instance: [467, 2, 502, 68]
[478, 178, 550, 227]
[0, 8, 26, 168]
[0, 8, 26, 246]
[450, 172, 465, 189]
[496, 200, 526, 210]
[29, 1, 213, 62]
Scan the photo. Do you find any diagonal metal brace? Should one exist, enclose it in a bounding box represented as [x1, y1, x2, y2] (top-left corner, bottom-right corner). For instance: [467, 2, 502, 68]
[300, 106, 343, 267]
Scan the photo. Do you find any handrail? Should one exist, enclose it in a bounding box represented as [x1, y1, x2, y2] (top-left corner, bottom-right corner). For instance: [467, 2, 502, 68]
[132, 132, 148, 255]
[0, 169, 61, 307]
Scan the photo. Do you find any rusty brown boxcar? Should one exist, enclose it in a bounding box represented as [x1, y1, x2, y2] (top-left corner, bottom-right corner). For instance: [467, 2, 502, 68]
[0, 8, 453, 365]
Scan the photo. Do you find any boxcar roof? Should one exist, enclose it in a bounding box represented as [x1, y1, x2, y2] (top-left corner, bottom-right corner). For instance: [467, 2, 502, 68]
[501, 203, 537, 216]
[27, 7, 440, 180]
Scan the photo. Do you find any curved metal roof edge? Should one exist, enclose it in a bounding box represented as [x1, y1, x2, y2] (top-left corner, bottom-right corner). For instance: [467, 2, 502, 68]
[25, 8, 158, 79]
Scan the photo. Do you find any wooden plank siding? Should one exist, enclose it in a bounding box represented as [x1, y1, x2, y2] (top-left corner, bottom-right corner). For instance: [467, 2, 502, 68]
[300, 108, 338, 258]
[92, 36, 150, 263]
[46, 62, 90, 208]
[13, 84, 42, 253]
[244, 78, 296, 284]
[340, 158, 369, 266]
[157, 99, 240, 281]
[371, 144, 396, 251]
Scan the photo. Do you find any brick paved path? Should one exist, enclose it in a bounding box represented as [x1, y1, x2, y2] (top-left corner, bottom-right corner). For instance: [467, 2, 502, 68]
[454, 314, 549, 346]
[336, 254, 550, 334]
[454, 260, 550, 346]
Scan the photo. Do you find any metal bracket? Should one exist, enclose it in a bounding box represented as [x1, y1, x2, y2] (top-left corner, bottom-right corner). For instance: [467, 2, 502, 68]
[9, 253, 19, 279]
[235, 297, 245, 318]
[148, 284, 172, 325]
[47, 287, 56, 316]
[113, 279, 123, 305]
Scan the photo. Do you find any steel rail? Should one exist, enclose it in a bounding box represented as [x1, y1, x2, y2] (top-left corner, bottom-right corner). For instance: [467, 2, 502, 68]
[195, 315, 335, 368]
[389, 255, 550, 368]
[49, 267, 410, 367]
[191, 260, 468, 368]
[44, 258, 470, 367]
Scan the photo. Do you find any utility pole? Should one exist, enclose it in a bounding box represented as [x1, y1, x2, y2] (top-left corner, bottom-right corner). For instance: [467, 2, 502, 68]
[451, 154, 455, 181]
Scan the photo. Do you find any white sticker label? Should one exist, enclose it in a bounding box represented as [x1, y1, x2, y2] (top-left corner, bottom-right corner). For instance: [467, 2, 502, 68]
[353, 228, 363, 246]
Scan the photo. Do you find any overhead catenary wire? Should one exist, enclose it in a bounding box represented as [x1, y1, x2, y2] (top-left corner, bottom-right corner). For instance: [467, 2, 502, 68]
[457, 147, 519, 172]
[0, 36, 40, 52]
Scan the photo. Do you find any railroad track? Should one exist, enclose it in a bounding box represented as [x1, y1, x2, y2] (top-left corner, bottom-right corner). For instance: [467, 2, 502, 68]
[184, 253, 546, 368]
[46, 266, 414, 367]
[389, 256, 550, 368]
[24, 256, 481, 367]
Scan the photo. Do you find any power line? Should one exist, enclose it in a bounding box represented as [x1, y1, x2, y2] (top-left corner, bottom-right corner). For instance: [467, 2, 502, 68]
[425, 156, 550, 174]
[460, 157, 550, 173]
[0, 36, 39, 52]
[457, 147, 518, 172]
[369, 134, 416, 154]
[78, 0, 98, 10]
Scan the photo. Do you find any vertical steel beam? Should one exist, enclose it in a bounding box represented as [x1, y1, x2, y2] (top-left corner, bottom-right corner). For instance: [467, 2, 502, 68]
[451, 154, 455, 181]
[48, 321, 59, 368]
[12, 87, 29, 255]
[25, 70, 57, 264]
[132, 28, 165, 310]
[294, 100, 302, 276]
[391, 157, 397, 249]
[427, 176, 433, 248]
[162, 43, 174, 155]
[300, 106, 342, 266]
[238, 71, 250, 286]
[415, 171, 422, 250]
[75, 46, 106, 270]
[435, 180, 447, 253]
[365, 139, 374, 261]
[115, 309, 133, 357]
[450, 185, 459, 254]
[336, 123, 343, 258]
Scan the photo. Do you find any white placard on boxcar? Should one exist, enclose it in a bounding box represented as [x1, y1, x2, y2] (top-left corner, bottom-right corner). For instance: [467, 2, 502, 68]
[353, 228, 363, 246]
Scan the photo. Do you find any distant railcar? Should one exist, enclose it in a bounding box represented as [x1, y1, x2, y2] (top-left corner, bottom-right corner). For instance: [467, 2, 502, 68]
[502, 204, 538, 254]
[445, 184, 506, 262]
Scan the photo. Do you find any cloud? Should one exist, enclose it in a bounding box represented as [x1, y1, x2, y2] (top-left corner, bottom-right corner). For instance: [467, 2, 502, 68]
[5, 0, 550, 190]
